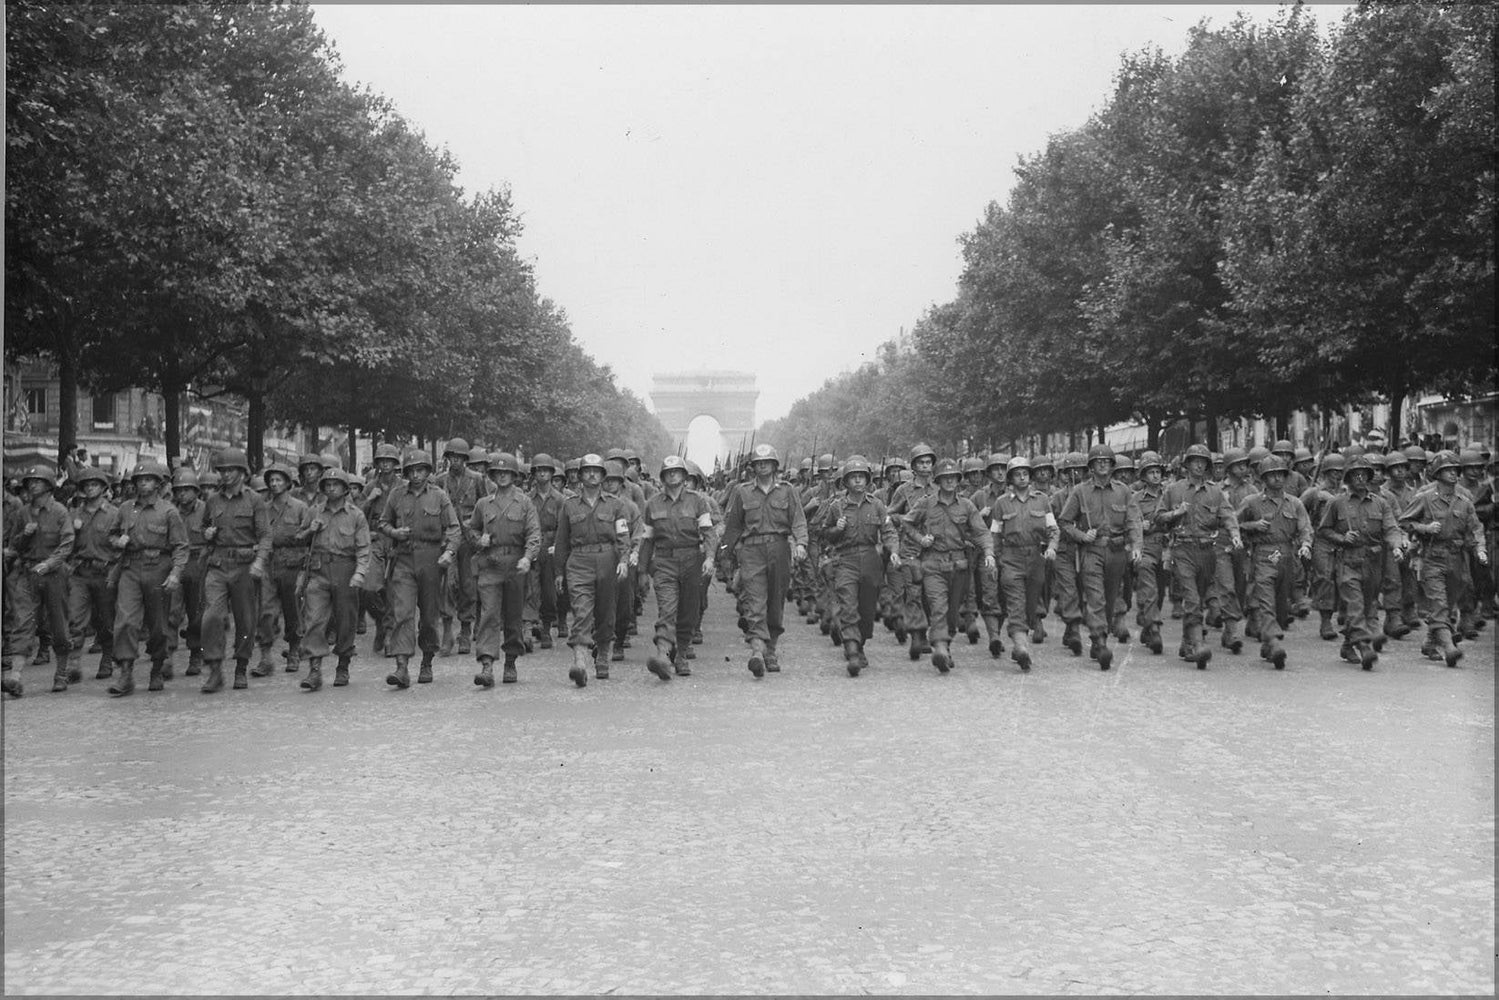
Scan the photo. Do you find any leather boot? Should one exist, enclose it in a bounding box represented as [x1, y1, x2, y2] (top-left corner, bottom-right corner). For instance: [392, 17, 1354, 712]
[932, 640, 952, 674]
[908, 629, 923, 661]
[1223, 619, 1244, 654]
[569, 645, 589, 687]
[595, 642, 611, 679]
[32, 646, 50, 666]
[1358, 640, 1378, 671]
[829, 625, 842, 646]
[418, 652, 434, 684]
[439, 619, 455, 656]
[1267, 637, 1287, 670]
[148, 660, 165, 691]
[1143, 623, 1163, 655]
[1340, 639, 1360, 664]
[473, 657, 495, 688]
[233, 660, 249, 689]
[51, 664, 69, 693]
[502, 656, 518, 684]
[1063, 622, 1083, 656]
[843, 639, 862, 676]
[1437, 626, 1463, 668]
[1088, 633, 1103, 661]
[673, 648, 692, 676]
[200, 661, 225, 694]
[108, 660, 135, 697]
[334, 655, 351, 687]
[1032, 620, 1047, 643]
[250, 646, 276, 678]
[1384, 614, 1410, 640]
[1318, 610, 1337, 640]
[65, 649, 82, 684]
[538, 627, 553, 650]
[2, 671, 21, 698]
[96, 651, 113, 680]
[983, 615, 1003, 657]
[647, 638, 673, 681]
[1010, 631, 1033, 672]
[1097, 636, 1113, 672]
[964, 618, 981, 645]
[764, 641, 780, 672]
[186, 649, 203, 676]
[301, 657, 323, 691]
[610, 640, 625, 662]
[284, 641, 300, 673]
[457, 620, 472, 655]
[387, 656, 411, 689]
[1187, 624, 1211, 669]
[747, 637, 766, 678]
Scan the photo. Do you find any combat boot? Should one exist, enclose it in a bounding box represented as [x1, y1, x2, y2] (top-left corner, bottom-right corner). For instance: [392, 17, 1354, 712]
[1186, 624, 1211, 669]
[418, 652, 434, 684]
[108, 660, 136, 697]
[1088, 633, 1103, 662]
[96, 650, 113, 680]
[538, 626, 553, 650]
[843, 639, 862, 676]
[2, 670, 21, 698]
[829, 625, 842, 647]
[1142, 623, 1163, 655]
[1112, 618, 1131, 643]
[1032, 619, 1048, 644]
[457, 620, 472, 655]
[473, 656, 495, 688]
[284, 641, 301, 673]
[65, 649, 83, 685]
[387, 656, 411, 689]
[88, 636, 103, 653]
[764, 641, 781, 672]
[647, 638, 673, 681]
[747, 637, 766, 678]
[334, 655, 351, 687]
[186, 649, 203, 676]
[1062, 622, 1083, 657]
[569, 645, 589, 687]
[51, 663, 69, 693]
[672, 647, 692, 677]
[595, 642, 611, 680]
[907, 629, 923, 661]
[818, 615, 832, 635]
[32, 646, 50, 667]
[147, 660, 166, 691]
[1318, 610, 1338, 640]
[200, 661, 225, 694]
[1357, 640, 1378, 671]
[301, 657, 323, 692]
[1436, 627, 1463, 668]
[610, 640, 625, 662]
[1383, 614, 1410, 640]
[233, 659, 249, 689]
[931, 640, 952, 674]
[1266, 637, 1287, 670]
[684, 641, 697, 660]
[965, 618, 981, 645]
[159, 651, 174, 680]
[1097, 636, 1113, 672]
[250, 646, 276, 678]
[1340, 639, 1359, 664]
[502, 655, 518, 684]
[692, 628, 703, 645]
[1223, 619, 1244, 655]
[983, 615, 1004, 657]
[439, 619, 455, 657]
[1010, 631, 1033, 672]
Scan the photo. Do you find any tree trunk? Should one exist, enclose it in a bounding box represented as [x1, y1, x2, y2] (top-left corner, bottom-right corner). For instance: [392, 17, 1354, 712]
[1274, 404, 1291, 443]
[1204, 404, 1221, 452]
[1146, 411, 1161, 452]
[1387, 379, 1405, 448]
[56, 341, 79, 471]
[247, 388, 266, 473]
[162, 380, 182, 471]
[346, 423, 357, 471]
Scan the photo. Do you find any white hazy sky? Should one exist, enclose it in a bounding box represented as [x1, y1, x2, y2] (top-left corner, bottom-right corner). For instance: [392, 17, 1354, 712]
[311, 3, 1343, 428]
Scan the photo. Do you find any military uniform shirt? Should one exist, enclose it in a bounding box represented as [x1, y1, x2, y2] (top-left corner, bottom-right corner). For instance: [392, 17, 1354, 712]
[70, 500, 122, 565]
[9, 496, 75, 571]
[471, 488, 542, 562]
[904, 492, 994, 558]
[116, 496, 189, 574]
[640, 488, 716, 549]
[1058, 480, 1144, 549]
[1237, 491, 1312, 548]
[204, 487, 273, 561]
[990, 488, 1060, 549]
[818, 490, 898, 552]
[310, 501, 372, 577]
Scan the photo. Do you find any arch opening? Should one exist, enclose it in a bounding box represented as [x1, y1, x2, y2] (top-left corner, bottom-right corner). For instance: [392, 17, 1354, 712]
[685, 414, 725, 470]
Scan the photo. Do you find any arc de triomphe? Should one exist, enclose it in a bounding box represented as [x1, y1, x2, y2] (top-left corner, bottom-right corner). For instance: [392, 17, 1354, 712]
[650, 371, 758, 460]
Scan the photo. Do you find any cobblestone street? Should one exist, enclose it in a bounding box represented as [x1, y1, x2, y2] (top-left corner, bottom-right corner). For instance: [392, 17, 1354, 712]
[4, 593, 1493, 995]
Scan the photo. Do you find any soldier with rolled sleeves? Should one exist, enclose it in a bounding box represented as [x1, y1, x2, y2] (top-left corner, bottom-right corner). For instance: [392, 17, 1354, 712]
[4, 465, 76, 691]
[105, 463, 189, 695]
[378, 449, 461, 689]
[358, 443, 402, 655]
[988, 456, 1058, 671]
[553, 453, 634, 687]
[66, 466, 121, 682]
[886, 443, 939, 658]
[298, 468, 371, 691]
[199, 448, 271, 693]
[165, 467, 210, 676]
[522, 453, 566, 649]
[970, 453, 1011, 657]
[1131, 452, 1173, 655]
[1049, 451, 1088, 655]
[720, 443, 809, 678]
[1317, 453, 1402, 670]
[902, 458, 995, 674]
[1058, 444, 1142, 671]
[1237, 456, 1312, 669]
[469, 452, 540, 688]
[436, 437, 485, 657]
[1160, 443, 1243, 668]
[819, 456, 899, 676]
[253, 462, 313, 677]
[636, 455, 717, 680]
[1400, 450, 1488, 667]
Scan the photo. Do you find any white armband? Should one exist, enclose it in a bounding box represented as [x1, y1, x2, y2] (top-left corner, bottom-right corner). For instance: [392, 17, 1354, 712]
[696, 513, 714, 529]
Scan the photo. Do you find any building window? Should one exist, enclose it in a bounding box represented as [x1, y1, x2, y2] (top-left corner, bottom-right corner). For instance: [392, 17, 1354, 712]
[92, 393, 116, 430]
[25, 387, 46, 415]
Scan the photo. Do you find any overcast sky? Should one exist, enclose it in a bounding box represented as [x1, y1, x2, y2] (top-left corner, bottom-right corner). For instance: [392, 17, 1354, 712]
[311, 3, 1341, 430]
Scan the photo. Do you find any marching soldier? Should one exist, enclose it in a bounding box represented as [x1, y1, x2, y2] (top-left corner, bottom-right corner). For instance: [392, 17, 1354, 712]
[1379, 449, 1419, 639]
[254, 462, 312, 677]
[553, 453, 633, 687]
[1301, 452, 1346, 641]
[1400, 450, 1488, 667]
[378, 449, 461, 688]
[637, 455, 717, 680]
[1132, 452, 1172, 655]
[1317, 453, 1402, 670]
[902, 458, 994, 673]
[887, 443, 938, 659]
[971, 453, 1012, 657]
[816, 456, 898, 676]
[200, 448, 271, 693]
[523, 453, 567, 649]
[1213, 448, 1255, 653]
[298, 468, 371, 691]
[293, 452, 325, 507]
[1049, 451, 1087, 655]
[1058, 444, 1142, 670]
[437, 437, 485, 657]
[1160, 443, 1243, 668]
[719, 443, 809, 678]
[5, 465, 76, 691]
[602, 458, 642, 664]
[166, 467, 210, 676]
[469, 453, 540, 688]
[66, 466, 121, 682]
[989, 456, 1059, 671]
[107, 463, 189, 695]
[358, 443, 403, 655]
[1237, 456, 1313, 669]
[685, 459, 722, 650]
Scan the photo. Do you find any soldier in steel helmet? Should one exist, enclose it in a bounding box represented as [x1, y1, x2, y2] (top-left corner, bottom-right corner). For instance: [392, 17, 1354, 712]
[1058, 444, 1142, 670]
[522, 453, 567, 649]
[358, 443, 404, 654]
[901, 458, 995, 674]
[436, 437, 485, 657]
[65, 466, 122, 683]
[199, 448, 272, 693]
[1236, 455, 1312, 669]
[637, 454, 718, 680]
[1131, 452, 1173, 654]
[601, 457, 644, 667]
[378, 448, 461, 688]
[292, 453, 324, 507]
[1317, 453, 1403, 670]
[253, 462, 313, 678]
[969, 453, 1012, 657]
[989, 456, 1059, 671]
[4, 465, 76, 692]
[1378, 449, 1419, 639]
[1400, 450, 1488, 667]
[298, 468, 371, 691]
[468, 452, 539, 688]
[165, 467, 210, 676]
[887, 443, 939, 658]
[1456, 449, 1493, 636]
[106, 463, 189, 696]
[554, 453, 635, 687]
[720, 443, 809, 677]
[684, 459, 723, 649]
[1300, 452, 1347, 641]
[817, 456, 899, 676]
[1208, 447, 1256, 654]
[1159, 444, 1243, 667]
[1048, 451, 1088, 656]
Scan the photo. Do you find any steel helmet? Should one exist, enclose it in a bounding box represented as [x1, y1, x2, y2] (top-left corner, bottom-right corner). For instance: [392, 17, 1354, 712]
[602, 457, 628, 480]
[401, 449, 434, 472]
[197, 468, 220, 490]
[530, 453, 558, 473]
[684, 459, 704, 481]
[1458, 449, 1485, 468]
[487, 452, 521, 475]
[296, 452, 322, 471]
[214, 448, 250, 474]
[810, 452, 832, 474]
[1429, 450, 1461, 474]
[564, 457, 583, 474]
[76, 466, 112, 489]
[1403, 445, 1427, 464]
[1005, 456, 1033, 480]
[315, 452, 338, 470]
[263, 462, 296, 485]
[660, 455, 689, 477]
[840, 455, 873, 483]
[1184, 444, 1212, 463]
[578, 453, 607, 476]
[465, 447, 489, 467]
[1031, 453, 1055, 472]
[249, 474, 268, 492]
[621, 447, 640, 465]
[348, 472, 366, 490]
[131, 461, 169, 483]
[442, 438, 470, 459]
[1320, 453, 1346, 473]
[1366, 452, 1387, 470]
[319, 467, 351, 489]
[1344, 453, 1374, 475]
[1086, 444, 1116, 466]
[1382, 449, 1409, 469]
[1211, 452, 1224, 466]
[884, 456, 907, 472]
[961, 456, 985, 475]
[909, 442, 937, 464]
[933, 458, 962, 480]
[1293, 447, 1314, 464]
[749, 443, 780, 466]
[1246, 446, 1270, 469]
[20, 464, 58, 489]
[1342, 443, 1366, 460]
[1222, 447, 1248, 470]
[799, 457, 813, 472]
[374, 443, 401, 463]
[171, 468, 200, 491]
[1113, 453, 1136, 472]
[604, 447, 627, 462]
[1138, 451, 1166, 473]
[1272, 439, 1295, 458]
[1060, 451, 1086, 472]
[1259, 455, 1289, 476]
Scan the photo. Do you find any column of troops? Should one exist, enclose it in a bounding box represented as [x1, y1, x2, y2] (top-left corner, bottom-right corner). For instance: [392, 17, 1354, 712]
[2, 434, 1493, 699]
